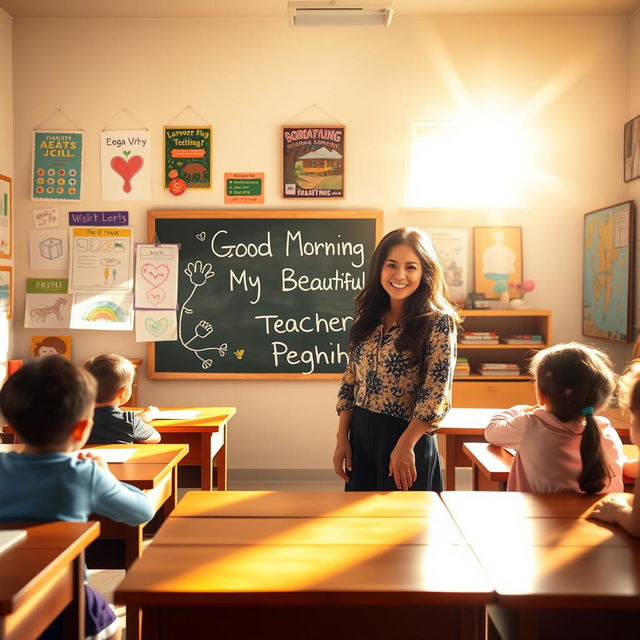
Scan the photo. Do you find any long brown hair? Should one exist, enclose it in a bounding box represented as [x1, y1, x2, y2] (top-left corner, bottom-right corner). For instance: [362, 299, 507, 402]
[349, 227, 459, 367]
[530, 342, 617, 494]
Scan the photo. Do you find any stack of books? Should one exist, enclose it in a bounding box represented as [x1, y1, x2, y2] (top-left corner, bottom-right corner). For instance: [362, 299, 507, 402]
[455, 357, 471, 377]
[477, 362, 521, 376]
[459, 331, 499, 345]
[501, 334, 544, 344]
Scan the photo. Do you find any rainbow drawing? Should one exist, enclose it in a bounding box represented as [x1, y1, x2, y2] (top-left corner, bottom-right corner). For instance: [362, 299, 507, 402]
[82, 300, 125, 323]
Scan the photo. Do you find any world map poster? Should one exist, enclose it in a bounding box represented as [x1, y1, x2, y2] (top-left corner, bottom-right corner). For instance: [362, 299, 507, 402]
[582, 202, 635, 342]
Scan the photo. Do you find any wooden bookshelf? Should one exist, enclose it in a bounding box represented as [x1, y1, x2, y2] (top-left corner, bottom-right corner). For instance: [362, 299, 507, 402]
[453, 309, 551, 407]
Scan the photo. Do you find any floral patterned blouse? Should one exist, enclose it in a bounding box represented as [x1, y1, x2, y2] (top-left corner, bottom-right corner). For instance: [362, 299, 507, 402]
[336, 313, 457, 434]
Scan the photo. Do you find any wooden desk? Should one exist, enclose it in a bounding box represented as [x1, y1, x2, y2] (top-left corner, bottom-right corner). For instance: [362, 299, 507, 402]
[0, 521, 99, 640]
[441, 492, 640, 639]
[463, 442, 638, 492]
[116, 491, 493, 640]
[439, 408, 632, 490]
[144, 407, 236, 491]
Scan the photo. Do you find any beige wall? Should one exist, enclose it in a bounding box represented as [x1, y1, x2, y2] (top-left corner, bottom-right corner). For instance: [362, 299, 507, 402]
[10, 15, 632, 468]
[0, 8, 12, 373]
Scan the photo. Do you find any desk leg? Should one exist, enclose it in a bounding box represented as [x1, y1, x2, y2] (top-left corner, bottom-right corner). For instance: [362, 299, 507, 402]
[201, 433, 212, 491]
[124, 525, 143, 569]
[445, 434, 456, 490]
[214, 423, 228, 491]
[127, 606, 141, 640]
[142, 607, 159, 640]
[62, 552, 85, 640]
[162, 468, 178, 519]
[471, 463, 479, 491]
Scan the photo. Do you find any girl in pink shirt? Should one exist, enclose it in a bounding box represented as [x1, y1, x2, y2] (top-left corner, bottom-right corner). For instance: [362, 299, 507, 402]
[485, 342, 628, 494]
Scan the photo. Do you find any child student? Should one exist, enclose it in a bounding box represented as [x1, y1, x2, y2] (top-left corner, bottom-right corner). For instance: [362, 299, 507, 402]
[83, 353, 161, 445]
[333, 227, 459, 491]
[485, 342, 629, 494]
[590, 360, 640, 535]
[0, 355, 153, 640]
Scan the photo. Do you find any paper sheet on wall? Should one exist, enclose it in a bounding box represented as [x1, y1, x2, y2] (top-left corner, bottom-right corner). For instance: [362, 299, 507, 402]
[134, 244, 179, 310]
[29, 229, 69, 270]
[101, 130, 151, 201]
[70, 292, 134, 331]
[32, 207, 59, 229]
[69, 227, 134, 292]
[424, 227, 469, 304]
[24, 278, 72, 329]
[135, 309, 177, 342]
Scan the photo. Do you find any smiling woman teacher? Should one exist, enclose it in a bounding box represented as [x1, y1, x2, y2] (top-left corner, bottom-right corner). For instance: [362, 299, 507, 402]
[333, 228, 459, 491]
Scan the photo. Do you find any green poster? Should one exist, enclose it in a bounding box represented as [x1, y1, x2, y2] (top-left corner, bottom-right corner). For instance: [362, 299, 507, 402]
[164, 126, 212, 191]
[32, 131, 84, 201]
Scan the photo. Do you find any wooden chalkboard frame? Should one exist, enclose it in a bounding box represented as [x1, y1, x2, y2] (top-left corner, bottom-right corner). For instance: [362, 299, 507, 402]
[147, 210, 382, 380]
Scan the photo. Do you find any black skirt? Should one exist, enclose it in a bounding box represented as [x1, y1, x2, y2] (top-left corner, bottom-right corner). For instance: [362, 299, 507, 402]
[345, 406, 443, 492]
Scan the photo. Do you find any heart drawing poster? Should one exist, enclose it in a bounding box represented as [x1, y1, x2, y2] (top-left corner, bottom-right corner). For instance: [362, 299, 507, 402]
[135, 309, 177, 343]
[134, 244, 179, 312]
[101, 130, 151, 201]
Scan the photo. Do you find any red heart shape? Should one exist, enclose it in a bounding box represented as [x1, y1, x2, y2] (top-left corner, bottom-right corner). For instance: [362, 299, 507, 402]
[110, 155, 144, 193]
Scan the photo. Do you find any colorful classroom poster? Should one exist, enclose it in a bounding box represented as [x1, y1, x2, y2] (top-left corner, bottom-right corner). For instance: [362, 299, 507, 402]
[101, 130, 151, 201]
[134, 244, 179, 309]
[0, 175, 11, 258]
[32, 207, 59, 229]
[24, 278, 72, 329]
[424, 228, 469, 304]
[135, 309, 177, 342]
[282, 126, 344, 199]
[0, 267, 12, 318]
[31, 335, 72, 358]
[29, 229, 69, 270]
[69, 227, 134, 292]
[32, 130, 83, 201]
[69, 211, 128, 226]
[163, 126, 212, 190]
[224, 173, 264, 204]
[70, 292, 134, 331]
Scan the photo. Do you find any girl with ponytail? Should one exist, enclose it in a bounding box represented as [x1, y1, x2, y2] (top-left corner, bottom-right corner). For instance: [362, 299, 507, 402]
[485, 342, 629, 494]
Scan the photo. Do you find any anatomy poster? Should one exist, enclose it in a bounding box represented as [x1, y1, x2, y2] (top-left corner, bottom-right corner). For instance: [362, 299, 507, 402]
[24, 278, 72, 329]
[101, 130, 151, 201]
[70, 292, 134, 331]
[69, 227, 134, 292]
[29, 229, 69, 270]
[135, 309, 177, 342]
[134, 244, 179, 310]
[32, 131, 83, 201]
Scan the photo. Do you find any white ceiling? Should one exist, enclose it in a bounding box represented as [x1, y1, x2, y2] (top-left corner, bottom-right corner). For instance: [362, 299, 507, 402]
[1, 0, 639, 19]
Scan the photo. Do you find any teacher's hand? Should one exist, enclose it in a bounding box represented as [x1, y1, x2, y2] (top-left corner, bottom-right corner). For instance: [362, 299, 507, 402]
[333, 438, 352, 482]
[389, 444, 417, 491]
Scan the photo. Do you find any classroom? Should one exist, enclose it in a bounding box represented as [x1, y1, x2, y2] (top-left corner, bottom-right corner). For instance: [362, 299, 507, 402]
[1, 1, 640, 639]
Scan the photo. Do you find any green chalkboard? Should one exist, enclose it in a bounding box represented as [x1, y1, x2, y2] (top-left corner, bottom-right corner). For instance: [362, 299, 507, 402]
[148, 210, 381, 379]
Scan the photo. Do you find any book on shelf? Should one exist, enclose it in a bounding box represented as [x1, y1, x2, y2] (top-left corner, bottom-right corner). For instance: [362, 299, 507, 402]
[462, 331, 497, 337]
[478, 362, 519, 370]
[501, 338, 544, 344]
[477, 369, 521, 377]
[459, 338, 500, 344]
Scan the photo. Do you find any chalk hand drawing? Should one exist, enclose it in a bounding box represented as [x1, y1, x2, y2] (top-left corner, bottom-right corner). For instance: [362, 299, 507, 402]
[196, 232, 206, 242]
[30, 297, 67, 322]
[178, 261, 227, 369]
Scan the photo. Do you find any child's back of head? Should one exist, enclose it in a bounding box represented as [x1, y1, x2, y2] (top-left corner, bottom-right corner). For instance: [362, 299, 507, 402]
[83, 353, 134, 404]
[530, 342, 617, 493]
[0, 355, 96, 447]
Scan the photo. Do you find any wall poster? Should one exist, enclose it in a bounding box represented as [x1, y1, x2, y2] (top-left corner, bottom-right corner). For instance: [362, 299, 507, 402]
[32, 130, 83, 201]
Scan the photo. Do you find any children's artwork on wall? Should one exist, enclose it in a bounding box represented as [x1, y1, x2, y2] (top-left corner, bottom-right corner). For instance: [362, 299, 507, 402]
[0, 266, 12, 319]
[0, 175, 12, 258]
[624, 115, 640, 183]
[135, 309, 177, 342]
[101, 130, 151, 200]
[32, 130, 83, 201]
[424, 228, 469, 304]
[68, 227, 134, 292]
[24, 278, 72, 329]
[32, 207, 59, 229]
[134, 244, 179, 310]
[29, 229, 69, 270]
[70, 292, 134, 331]
[31, 335, 72, 358]
[163, 126, 212, 192]
[583, 201, 635, 342]
[282, 126, 344, 199]
[473, 227, 523, 300]
[224, 173, 264, 204]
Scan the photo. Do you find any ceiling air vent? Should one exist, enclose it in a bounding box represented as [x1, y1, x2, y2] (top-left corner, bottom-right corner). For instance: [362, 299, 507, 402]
[288, 1, 394, 27]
